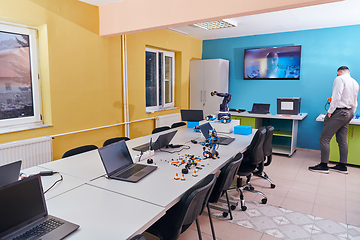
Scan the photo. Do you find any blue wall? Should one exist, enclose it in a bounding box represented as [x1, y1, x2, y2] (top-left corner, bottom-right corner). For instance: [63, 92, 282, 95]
[202, 24, 360, 150]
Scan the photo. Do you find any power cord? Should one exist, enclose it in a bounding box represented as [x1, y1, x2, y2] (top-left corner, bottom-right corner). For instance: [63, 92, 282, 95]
[40, 171, 63, 194]
[159, 145, 191, 153]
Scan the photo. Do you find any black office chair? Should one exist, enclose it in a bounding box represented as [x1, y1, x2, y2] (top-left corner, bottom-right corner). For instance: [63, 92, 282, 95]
[236, 127, 267, 211]
[145, 174, 217, 240]
[208, 152, 243, 221]
[129, 234, 147, 240]
[103, 137, 130, 147]
[253, 126, 276, 188]
[152, 126, 171, 134]
[62, 145, 98, 158]
[171, 122, 186, 128]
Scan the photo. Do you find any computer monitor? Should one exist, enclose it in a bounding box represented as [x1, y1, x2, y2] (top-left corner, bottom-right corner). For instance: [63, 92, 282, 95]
[180, 109, 204, 122]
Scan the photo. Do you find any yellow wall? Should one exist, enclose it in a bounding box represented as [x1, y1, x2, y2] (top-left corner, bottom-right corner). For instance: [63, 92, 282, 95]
[0, 1, 202, 160]
[126, 29, 202, 138]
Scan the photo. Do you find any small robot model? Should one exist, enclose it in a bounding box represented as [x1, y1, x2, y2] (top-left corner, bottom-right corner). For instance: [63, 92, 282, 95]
[220, 115, 231, 124]
[205, 114, 216, 121]
[200, 128, 219, 159]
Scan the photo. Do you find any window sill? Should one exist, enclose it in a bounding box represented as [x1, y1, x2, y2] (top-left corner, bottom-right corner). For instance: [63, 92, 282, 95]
[146, 106, 180, 113]
[0, 122, 53, 134]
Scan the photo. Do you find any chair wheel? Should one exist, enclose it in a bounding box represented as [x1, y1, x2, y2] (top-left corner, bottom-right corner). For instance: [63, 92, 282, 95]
[222, 212, 228, 217]
[230, 205, 236, 210]
[271, 184, 276, 188]
[241, 206, 247, 211]
[261, 198, 267, 204]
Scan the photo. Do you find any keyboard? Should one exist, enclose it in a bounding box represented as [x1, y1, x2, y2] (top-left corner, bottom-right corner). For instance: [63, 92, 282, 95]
[115, 164, 146, 179]
[13, 218, 64, 240]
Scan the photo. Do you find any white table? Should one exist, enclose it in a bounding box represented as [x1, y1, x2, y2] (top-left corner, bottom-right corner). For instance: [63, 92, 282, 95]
[40, 150, 106, 181]
[46, 184, 165, 240]
[20, 166, 86, 200]
[26, 126, 254, 239]
[89, 128, 255, 210]
[230, 111, 307, 156]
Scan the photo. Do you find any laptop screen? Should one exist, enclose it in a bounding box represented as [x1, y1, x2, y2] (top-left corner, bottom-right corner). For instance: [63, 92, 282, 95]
[0, 175, 47, 237]
[98, 140, 133, 175]
[199, 122, 212, 139]
[0, 160, 22, 187]
[152, 130, 177, 150]
[251, 103, 270, 113]
[180, 109, 204, 121]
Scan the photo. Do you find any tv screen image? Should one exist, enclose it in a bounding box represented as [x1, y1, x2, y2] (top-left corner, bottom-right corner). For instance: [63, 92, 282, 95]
[244, 45, 301, 80]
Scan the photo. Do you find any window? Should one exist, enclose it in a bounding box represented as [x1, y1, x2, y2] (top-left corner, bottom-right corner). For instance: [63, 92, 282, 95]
[0, 22, 41, 129]
[145, 48, 175, 112]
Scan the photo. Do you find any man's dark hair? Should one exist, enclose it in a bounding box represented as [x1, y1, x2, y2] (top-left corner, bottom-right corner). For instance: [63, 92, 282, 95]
[338, 66, 349, 71]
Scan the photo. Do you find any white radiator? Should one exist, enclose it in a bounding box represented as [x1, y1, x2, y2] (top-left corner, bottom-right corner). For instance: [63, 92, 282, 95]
[156, 113, 181, 128]
[0, 136, 52, 169]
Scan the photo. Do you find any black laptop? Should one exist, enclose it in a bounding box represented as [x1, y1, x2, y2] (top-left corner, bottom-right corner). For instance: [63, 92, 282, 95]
[99, 140, 157, 183]
[249, 103, 270, 114]
[132, 130, 177, 152]
[0, 160, 22, 187]
[180, 109, 204, 121]
[0, 174, 79, 240]
[199, 122, 235, 145]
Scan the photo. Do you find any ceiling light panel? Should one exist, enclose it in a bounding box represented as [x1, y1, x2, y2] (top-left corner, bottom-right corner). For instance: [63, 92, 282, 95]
[193, 19, 237, 30]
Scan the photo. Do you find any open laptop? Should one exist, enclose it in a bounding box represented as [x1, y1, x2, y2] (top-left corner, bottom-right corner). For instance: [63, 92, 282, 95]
[0, 160, 22, 187]
[0, 174, 79, 240]
[199, 122, 235, 145]
[249, 103, 270, 114]
[99, 140, 157, 183]
[132, 130, 178, 152]
[180, 109, 204, 122]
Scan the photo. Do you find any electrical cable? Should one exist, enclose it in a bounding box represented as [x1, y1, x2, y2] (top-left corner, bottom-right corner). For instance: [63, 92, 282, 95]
[43, 172, 63, 194]
[159, 145, 191, 153]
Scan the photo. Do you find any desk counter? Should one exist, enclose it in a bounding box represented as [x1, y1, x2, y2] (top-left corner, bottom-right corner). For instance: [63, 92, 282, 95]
[230, 111, 307, 157]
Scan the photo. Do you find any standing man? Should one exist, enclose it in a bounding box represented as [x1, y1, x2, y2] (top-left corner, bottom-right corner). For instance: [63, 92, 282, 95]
[309, 66, 359, 174]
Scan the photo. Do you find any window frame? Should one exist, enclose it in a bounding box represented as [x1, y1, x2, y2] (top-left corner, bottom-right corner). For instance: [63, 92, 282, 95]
[145, 48, 175, 112]
[0, 22, 42, 129]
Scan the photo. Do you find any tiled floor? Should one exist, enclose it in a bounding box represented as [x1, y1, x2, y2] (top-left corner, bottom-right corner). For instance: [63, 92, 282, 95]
[144, 149, 360, 240]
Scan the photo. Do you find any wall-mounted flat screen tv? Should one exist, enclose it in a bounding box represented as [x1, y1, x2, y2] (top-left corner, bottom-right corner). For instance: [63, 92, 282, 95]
[244, 45, 301, 80]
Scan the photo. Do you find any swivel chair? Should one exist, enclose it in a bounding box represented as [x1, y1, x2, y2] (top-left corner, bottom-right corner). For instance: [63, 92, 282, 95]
[171, 122, 186, 128]
[236, 127, 267, 211]
[152, 126, 171, 134]
[145, 174, 217, 240]
[103, 137, 130, 147]
[208, 152, 243, 221]
[253, 126, 276, 188]
[62, 145, 98, 159]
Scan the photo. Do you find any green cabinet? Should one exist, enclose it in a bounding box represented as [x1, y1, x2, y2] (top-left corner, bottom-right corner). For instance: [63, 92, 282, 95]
[329, 125, 360, 166]
[231, 116, 260, 128]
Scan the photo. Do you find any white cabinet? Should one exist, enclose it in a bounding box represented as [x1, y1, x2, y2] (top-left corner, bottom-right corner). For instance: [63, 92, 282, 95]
[189, 59, 229, 116]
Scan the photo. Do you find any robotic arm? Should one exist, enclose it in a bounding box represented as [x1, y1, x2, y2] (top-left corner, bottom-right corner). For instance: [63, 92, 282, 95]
[211, 91, 231, 112]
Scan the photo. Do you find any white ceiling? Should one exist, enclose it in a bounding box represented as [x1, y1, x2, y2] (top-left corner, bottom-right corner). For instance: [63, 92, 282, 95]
[79, 0, 360, 40]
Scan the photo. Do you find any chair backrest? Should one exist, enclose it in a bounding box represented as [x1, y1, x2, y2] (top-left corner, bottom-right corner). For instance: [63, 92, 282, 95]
[171, 122, 186, 128]
[62, 145, 98, 158]
[103, 137, 130, 147]
[208, 152, 243, 203]
[247, 127, 266, 166]
[170, 174, 217, 238]
[152, 126, 171, 134]
[128, 234, 147, 240]
[263, 126, 274, 157]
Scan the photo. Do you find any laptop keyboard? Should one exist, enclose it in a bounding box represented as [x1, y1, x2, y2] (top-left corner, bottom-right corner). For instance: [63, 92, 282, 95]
[115, 164, 146, 179]
[13, 218, 64, 240]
